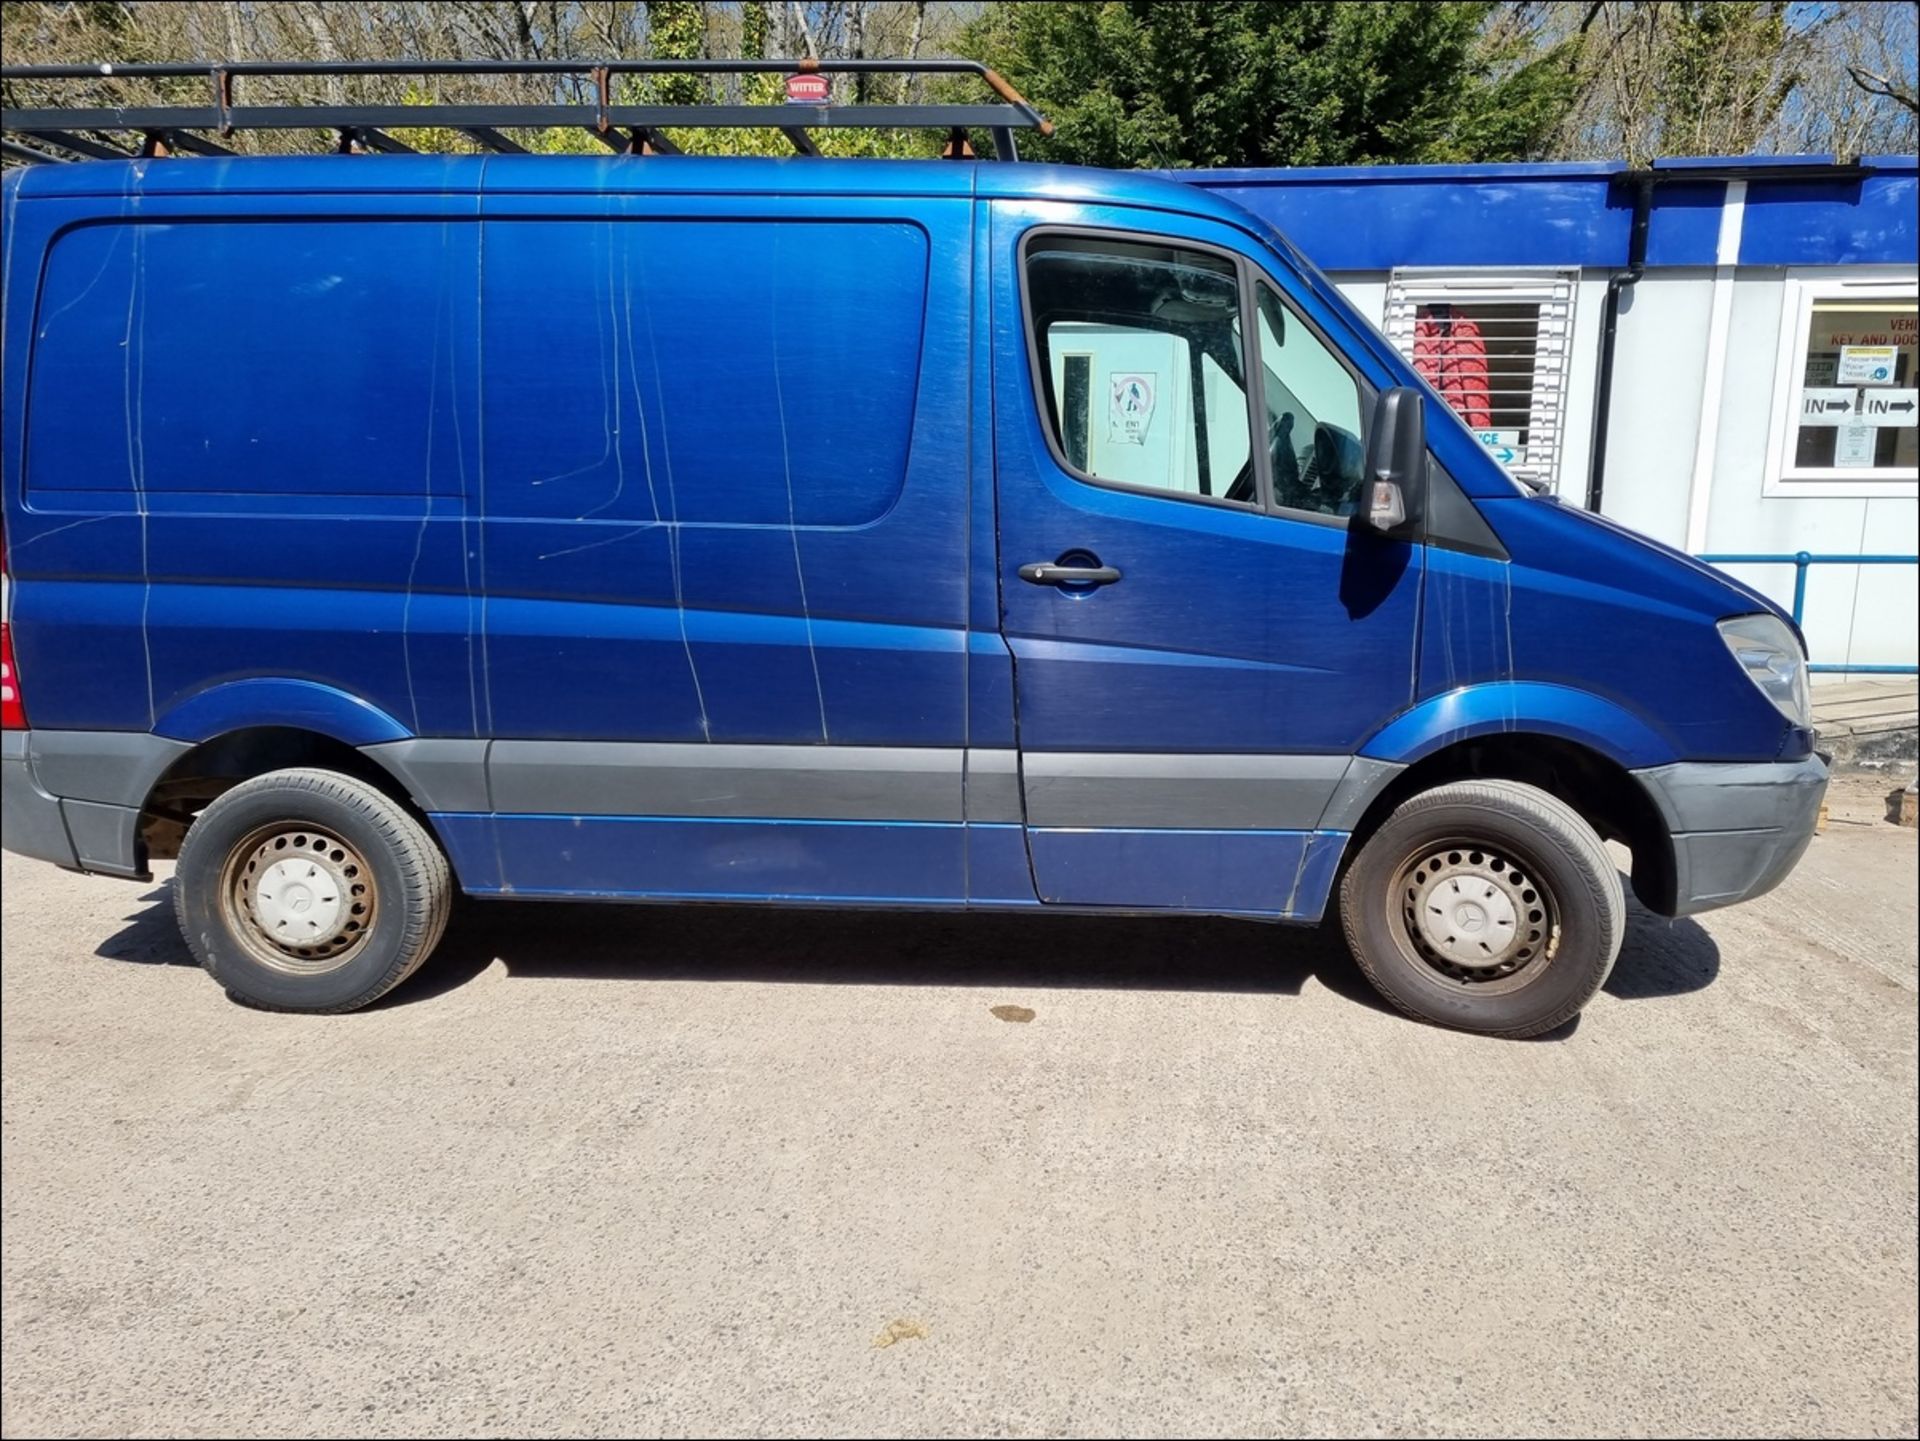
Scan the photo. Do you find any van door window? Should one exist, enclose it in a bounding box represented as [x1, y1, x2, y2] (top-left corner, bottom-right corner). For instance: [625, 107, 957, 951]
[1025, 236, 1257, 506]
[1255, 283, 1367, 518]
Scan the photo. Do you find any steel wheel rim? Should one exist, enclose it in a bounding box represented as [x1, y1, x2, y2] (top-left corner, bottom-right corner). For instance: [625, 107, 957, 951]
[219, 823, 377, 975]
[1387, 837, 1560, 995]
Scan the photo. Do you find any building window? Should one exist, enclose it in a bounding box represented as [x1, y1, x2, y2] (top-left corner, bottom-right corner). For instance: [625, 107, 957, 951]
[1383, 270, 1577, 494]
[1767, 279, 1919, 492]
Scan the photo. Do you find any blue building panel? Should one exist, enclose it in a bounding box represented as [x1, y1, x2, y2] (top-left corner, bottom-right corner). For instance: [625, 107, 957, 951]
[1640, 180, 1727, 267]
[1739, 168, 1920, 266]
[1171, 168, 1629, 270]
[1173, 156, 1919, 273]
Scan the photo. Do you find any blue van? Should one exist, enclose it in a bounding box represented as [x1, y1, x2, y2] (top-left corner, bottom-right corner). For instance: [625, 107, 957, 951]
[0, 94, 1829, 1036]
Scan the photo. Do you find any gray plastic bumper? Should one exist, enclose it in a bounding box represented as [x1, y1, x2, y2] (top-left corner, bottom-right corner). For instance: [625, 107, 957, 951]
[1, 728, 190, 880]
[1632, 754, 1830, 918]
[1, 731, 79, 871]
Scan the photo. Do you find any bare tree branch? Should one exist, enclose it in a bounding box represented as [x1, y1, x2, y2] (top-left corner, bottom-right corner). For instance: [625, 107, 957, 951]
[1848, 64, 1920, 115]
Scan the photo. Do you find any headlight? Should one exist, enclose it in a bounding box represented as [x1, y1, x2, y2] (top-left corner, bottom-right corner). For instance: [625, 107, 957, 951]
[1717, 613, 1810, 727]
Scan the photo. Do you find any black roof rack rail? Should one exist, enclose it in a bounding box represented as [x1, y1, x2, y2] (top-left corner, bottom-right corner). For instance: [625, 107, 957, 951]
[0, 57, 1053, 163]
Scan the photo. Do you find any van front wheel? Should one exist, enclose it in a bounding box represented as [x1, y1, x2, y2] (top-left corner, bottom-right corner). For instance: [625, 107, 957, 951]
[174, 768, 452, 1013]
[1338, 780, 1624, 1038]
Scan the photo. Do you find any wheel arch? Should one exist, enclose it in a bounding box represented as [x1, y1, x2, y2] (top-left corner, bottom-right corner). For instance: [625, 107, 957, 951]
[1358, 681, 1678, 771]
[138, 725, 441, 864]
[1344, 731, 1677, 917]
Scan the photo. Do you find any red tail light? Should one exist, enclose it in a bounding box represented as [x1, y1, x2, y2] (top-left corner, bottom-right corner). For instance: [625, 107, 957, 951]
[0, 622, 22, 730]
[1, 537, 22, 730]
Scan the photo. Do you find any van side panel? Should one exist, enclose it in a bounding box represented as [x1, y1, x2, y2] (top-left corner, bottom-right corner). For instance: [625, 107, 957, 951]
[11, 199, 483, 742]
[477, 201, 966, 746]
[473, 193, 976, 899]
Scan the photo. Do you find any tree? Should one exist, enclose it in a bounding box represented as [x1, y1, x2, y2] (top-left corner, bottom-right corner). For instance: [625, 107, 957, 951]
[3, 1, 1911, 167]
[0, 1, 974, 161]
[1538, 1, 1916, 162]
[958, 0, 1584, 168]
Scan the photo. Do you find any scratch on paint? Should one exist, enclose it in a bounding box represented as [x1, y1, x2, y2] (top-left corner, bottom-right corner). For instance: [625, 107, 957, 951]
[8, 515, 117, 552]
[534, 226, 662, 561]
[473, 163, 496, 743]
[618, 240, 664, 528]
[636, 227, 712, 741]
[400, 222, 450, 736]
[574, 221, 628, 521]
[529, 224, 614, 493]
[448, 220, 479, 741]
[36, 225, 128, 338]
[1281, 836, 1312, 916]
[1500, 556, 1517, 732]
[123, 166, 156, 728]
[770, 224, 829, 743]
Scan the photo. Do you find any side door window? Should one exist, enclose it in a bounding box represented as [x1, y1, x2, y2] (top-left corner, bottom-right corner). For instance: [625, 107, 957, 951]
[1255, 282, 1368, 518]
[1025, 235, 1258, 507]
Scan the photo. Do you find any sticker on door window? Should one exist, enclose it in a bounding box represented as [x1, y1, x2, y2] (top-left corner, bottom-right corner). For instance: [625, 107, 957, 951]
[1108, 372, 1157, 445]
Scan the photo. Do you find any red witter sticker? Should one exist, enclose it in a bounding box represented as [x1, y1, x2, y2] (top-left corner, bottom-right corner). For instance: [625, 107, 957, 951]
[785, 73, 830, 105]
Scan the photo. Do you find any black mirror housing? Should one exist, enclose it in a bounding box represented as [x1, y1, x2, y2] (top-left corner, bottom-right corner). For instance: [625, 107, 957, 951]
[1358, 387, 1427, 536]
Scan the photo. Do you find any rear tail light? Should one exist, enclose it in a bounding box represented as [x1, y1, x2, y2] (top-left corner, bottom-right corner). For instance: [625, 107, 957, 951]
[1, 537, 23, 730]
[0, 622, 22, 730]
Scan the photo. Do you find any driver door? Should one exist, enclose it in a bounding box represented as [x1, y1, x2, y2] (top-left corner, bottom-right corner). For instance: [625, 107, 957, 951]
[992, 204, 1423, 913]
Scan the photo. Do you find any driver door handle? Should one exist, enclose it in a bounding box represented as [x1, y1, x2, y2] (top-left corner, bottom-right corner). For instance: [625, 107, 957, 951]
[1019, 561, 1123, 588]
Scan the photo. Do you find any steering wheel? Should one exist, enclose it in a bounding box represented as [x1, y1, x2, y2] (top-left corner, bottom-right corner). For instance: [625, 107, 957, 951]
[1223, 410, 1296, 506]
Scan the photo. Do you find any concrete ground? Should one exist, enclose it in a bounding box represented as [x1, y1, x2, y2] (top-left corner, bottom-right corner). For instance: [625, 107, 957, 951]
[3, 775, 1915, 1439]
[1811, 679, 1918, 769]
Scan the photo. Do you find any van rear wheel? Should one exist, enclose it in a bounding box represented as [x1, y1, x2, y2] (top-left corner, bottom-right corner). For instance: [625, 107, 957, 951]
[1338, 779, 1624, 1038]
[174, 768, 452, 1013]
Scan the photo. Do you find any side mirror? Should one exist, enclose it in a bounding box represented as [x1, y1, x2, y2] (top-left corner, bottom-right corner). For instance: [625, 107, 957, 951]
[1358, 387, 1427, 535]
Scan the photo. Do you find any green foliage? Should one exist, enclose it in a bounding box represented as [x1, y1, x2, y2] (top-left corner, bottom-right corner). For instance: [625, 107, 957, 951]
[1656, 1, 1797, 159]
[961, 0, 1583, 167]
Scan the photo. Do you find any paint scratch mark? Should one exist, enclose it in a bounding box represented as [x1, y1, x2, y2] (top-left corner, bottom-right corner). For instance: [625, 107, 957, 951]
[473, 168, 496, 743]
[534, 230, 664, 563]
[635, 226, 711, 740]
[573, 222, 628, 521]
[1281, 839, 1311, 917]
[770, 224, 830, 743]
[7, 515, 117, 552]
[121, 170, 156, 728]
[36, 225, 129, 337]
[400, 221, 449, 736]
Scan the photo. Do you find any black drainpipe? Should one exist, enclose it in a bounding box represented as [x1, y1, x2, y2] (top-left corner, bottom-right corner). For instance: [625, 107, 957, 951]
[1584, 171, 1652, 515]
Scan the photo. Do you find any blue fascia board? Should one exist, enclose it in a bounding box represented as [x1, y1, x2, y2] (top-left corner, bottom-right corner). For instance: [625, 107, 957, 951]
[1740, 168, 1919, 266]
[1170, 154, 1919, 272]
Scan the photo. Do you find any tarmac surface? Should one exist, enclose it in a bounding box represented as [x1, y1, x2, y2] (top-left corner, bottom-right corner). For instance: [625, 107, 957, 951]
[3, 774, 1915, 1437]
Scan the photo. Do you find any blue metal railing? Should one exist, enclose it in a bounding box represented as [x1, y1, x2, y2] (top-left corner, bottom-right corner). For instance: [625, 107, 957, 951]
[1698, 552, 1918, 674]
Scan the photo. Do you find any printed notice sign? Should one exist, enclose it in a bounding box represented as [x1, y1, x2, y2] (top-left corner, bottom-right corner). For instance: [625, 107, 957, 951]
[1474, 429, 1523, 466]
[1834, 421, 1878, 467]
[1108, 372, 1156, 444]
[1836, 345, 1898, 385]
[1800, 387, 1857, 425]
[1859, 388, 1919, 426]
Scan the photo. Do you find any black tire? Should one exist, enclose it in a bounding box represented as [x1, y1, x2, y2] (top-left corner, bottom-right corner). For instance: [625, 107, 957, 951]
[1338, 779, 1624, 1038]
[174, 767, 452, 1013]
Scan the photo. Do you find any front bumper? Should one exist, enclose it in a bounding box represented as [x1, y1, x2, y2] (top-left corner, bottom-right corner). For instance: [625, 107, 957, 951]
[1632, 753, 1830, 918]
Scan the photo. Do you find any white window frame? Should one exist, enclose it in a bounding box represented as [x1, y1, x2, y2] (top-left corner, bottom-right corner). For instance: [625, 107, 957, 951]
[1763, 271, 1918, 498]
[1382, 268, 1578, 494]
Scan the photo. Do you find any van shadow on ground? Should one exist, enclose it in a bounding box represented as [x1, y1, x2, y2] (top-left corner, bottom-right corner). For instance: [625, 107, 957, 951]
[94, 869, 1718, 1030]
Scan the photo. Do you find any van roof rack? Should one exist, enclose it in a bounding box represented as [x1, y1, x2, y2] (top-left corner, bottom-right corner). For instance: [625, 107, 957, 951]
[0, 56, 1053, 165]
